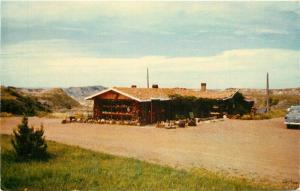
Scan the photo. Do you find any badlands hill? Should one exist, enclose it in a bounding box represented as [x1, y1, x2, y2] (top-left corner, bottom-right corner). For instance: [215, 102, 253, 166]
[63, 85, 106, 105]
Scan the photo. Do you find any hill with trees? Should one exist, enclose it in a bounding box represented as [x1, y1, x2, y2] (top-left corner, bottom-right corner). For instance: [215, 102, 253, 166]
[1, 86, 81, 116]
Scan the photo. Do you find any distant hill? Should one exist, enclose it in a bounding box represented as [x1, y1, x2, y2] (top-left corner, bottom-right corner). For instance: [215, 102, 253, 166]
[63, 85, 106, 105]
[233, 88, 300, 110]
[238, 88, 300, 96]
[1, 86, 50, 116]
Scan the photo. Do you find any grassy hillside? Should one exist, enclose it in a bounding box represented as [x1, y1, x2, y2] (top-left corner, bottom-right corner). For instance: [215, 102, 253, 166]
[1, 135, 292, 191]
[1, 86, 50, 116]
[33, 88, 80, 110]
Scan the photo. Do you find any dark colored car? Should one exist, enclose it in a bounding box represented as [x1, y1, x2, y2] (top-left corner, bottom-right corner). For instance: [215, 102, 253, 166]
[285, 105, 300, 129]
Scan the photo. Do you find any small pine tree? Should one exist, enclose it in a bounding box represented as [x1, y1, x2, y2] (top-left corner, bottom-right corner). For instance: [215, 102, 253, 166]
[11, 117, 48, 160]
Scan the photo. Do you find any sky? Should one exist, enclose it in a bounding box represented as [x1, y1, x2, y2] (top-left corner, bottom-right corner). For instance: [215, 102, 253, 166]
[1, 1, 300, 89]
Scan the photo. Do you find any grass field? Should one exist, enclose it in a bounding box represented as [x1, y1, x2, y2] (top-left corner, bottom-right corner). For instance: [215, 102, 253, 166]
[1, 135, 290, 191]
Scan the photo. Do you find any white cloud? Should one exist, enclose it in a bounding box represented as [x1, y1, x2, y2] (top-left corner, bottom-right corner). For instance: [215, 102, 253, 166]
[1, 39, 91, 58]
[234, 28, 289, 36]
[2, 39, 299, 88]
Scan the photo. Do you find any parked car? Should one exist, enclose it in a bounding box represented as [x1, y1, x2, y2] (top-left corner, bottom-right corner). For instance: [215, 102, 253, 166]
[285, 105, 300, 129]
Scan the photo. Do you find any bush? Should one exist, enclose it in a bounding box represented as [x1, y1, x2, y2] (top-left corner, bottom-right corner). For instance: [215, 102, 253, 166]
[11, 117, 48, 160]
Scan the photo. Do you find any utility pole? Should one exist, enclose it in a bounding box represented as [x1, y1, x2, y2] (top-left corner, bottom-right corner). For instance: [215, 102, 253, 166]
[147, 67, 149, 88]
[266, 72, 270, 113]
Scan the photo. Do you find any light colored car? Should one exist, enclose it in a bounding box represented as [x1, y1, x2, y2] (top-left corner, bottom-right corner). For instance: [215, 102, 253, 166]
[285, 105, 300, 128]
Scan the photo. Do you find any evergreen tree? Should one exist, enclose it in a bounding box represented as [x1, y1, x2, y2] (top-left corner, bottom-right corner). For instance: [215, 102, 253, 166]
[11, 117, 48, 160]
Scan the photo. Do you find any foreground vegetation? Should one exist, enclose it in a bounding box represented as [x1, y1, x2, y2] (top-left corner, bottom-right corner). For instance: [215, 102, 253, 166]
[11, 117, 48, 160]
[1, 135, 292, 190]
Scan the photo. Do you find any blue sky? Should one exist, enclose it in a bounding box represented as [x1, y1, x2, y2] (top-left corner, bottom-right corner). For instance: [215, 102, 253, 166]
[1, 2, 300, 89]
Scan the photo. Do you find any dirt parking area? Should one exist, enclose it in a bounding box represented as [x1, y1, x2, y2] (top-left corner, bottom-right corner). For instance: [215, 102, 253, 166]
[1, 117, 299, 184]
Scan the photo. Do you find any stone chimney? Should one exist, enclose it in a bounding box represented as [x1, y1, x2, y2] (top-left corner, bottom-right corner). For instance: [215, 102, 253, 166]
[201, 83, 206, 92]
[131, 85, 137, 88]
[152, 84, 159, 88]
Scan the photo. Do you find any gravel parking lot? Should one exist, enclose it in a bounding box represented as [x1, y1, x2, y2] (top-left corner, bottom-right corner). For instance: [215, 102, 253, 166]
[1, 117, 299, 184]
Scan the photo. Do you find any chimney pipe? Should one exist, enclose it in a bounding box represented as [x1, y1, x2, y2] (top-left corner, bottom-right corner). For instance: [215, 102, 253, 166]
[152, 84, 159, 88]
[201, 83, 207, 92]
[147, 68, 149, 88]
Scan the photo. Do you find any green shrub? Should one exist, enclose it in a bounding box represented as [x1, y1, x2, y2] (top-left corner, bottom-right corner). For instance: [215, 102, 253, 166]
[11, 117, 48, 160]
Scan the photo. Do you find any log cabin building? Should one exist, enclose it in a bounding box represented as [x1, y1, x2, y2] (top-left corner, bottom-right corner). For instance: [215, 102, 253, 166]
[85, 84, 253, 125]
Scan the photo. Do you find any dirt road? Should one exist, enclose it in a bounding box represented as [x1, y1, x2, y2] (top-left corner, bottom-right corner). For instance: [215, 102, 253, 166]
[1, 117, 299, 184]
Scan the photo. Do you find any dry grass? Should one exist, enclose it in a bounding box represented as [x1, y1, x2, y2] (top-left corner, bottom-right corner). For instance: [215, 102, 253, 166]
[36, 112, 69, 119]
[240, 109, 287, 120]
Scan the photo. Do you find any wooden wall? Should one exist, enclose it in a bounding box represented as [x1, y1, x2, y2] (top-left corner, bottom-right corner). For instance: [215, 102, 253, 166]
[91, 90, 172, 124]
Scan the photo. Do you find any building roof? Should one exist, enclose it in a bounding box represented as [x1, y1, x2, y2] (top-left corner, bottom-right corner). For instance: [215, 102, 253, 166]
[85, 87, 239, 102]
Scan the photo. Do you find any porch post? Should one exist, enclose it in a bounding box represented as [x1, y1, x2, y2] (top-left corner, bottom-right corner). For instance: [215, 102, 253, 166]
[150, 101, 153, 123]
